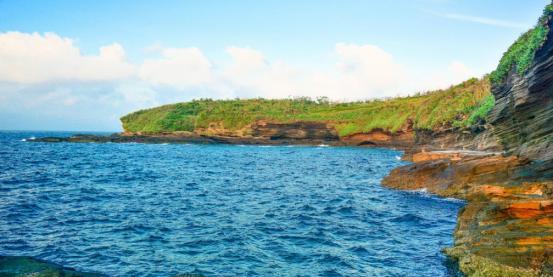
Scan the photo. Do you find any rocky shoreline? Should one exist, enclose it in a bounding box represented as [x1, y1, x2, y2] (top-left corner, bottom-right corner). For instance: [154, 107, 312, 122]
[383, 151, 552, 276]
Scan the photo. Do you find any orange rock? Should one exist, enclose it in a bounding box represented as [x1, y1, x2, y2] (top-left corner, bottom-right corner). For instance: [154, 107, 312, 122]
[477, 185, 507, 197]
[520, 184, 544, 195]
[517, 236, 553, 246]
[510, 201, 542, 210]
[536, 217, 553, 226]
[412, 152, 452, 162]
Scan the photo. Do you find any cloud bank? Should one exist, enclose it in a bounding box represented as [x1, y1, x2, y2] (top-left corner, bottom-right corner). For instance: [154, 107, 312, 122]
[0, 32, 478, 130]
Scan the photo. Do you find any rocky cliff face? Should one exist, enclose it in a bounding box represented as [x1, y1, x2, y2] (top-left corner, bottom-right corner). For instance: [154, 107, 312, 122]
[489, 15, 553, 179]
[382, 152, 553, 276]
[383, 8, 553, 276]
[251, 120, 339, 141]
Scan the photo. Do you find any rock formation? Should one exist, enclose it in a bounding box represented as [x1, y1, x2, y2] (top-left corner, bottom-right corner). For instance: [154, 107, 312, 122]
[383, 6, 553, 275]
[488, 17, 553, 180]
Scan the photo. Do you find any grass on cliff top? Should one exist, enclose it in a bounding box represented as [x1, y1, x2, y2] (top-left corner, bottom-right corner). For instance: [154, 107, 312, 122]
[121, 77, 492, 137]
[490, 3, 553, 84]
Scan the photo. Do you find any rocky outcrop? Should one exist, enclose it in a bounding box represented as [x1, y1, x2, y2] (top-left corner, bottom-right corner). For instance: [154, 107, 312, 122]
[251, 120, 339, 141]
[446, 182, 553, 277]
[382, 152, 530, 197]
[383, 7, 553, 276]
[340, 129, 415, 148]
[382, 152, 553, 276]
[415, 128, 501, 152]
[488, 15, 553, 179]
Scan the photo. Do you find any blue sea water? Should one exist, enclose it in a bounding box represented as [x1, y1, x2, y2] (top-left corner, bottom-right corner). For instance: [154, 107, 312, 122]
[0, 131, 464, 276]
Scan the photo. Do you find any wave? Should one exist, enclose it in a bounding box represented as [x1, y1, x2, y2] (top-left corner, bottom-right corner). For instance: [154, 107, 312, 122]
[391, 213, 425, 224]
[20, 136, 35, 142]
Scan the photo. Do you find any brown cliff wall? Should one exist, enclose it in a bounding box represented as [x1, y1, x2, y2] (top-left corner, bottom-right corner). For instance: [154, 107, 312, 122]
[250, 120, 339, 141]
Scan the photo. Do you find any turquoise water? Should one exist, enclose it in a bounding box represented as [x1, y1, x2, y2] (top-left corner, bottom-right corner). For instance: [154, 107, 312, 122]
[0, 131, 463, 276]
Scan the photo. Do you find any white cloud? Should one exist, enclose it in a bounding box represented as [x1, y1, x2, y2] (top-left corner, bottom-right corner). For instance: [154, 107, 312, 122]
[332, 43, 406, 98]
[138, 47, 213, 89]
[447, 60, 473, 80]
[0, 32, 134, 83]
[217, 43, 406, 100]
[407, 60, 476, 93]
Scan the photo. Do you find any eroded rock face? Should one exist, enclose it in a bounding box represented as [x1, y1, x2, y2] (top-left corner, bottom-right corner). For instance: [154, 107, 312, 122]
[382, 154, 530, 197]
[446, 182, 553, 276]
[340, 129, 414, 148]
[251, 120, 339, 141]
[382, 153, 553, 276]
[489, 17, 553, 179]
[382, 12, 553, 276]
[415, 128, 501, 152]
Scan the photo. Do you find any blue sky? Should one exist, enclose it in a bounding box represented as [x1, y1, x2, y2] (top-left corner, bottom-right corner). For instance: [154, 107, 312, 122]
[0, 0, 549, 131]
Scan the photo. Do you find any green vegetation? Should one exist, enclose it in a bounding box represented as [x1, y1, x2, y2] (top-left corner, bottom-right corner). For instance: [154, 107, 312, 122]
[490, 3, 553, 84]
[465, 94, 495, 126]
[121, 77, 492, 137]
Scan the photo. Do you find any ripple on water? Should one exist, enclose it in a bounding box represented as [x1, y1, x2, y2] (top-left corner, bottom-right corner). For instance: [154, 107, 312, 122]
[0, 131, 464, 277]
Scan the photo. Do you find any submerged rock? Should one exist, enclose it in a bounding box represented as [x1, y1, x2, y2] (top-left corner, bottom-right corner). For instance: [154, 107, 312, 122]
[0, 256, 104, 277]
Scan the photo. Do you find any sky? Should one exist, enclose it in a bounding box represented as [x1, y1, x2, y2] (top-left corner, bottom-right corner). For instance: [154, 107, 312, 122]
[0, 0, 549, 131]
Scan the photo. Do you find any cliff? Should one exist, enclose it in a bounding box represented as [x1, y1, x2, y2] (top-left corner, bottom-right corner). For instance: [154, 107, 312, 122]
[119, 77, 492, 142]
[384, 4, 553, 275]
[489, 14, 553, 179]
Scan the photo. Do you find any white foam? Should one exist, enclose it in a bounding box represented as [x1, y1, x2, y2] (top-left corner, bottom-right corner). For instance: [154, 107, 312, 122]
[412, 188, 428, 193]
[20, 138, 27, 142]
[395, 155, 401, 160]
[317, 144, 329, 147]
[405, 188, 431, 197]
[444, 197, 465, 203]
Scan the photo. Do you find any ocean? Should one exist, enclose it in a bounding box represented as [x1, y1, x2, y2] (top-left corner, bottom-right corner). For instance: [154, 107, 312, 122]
[0, 131, 463, 276]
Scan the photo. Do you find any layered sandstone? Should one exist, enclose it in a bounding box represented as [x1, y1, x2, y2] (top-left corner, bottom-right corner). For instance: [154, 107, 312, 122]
[382, 153, 553, 276]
